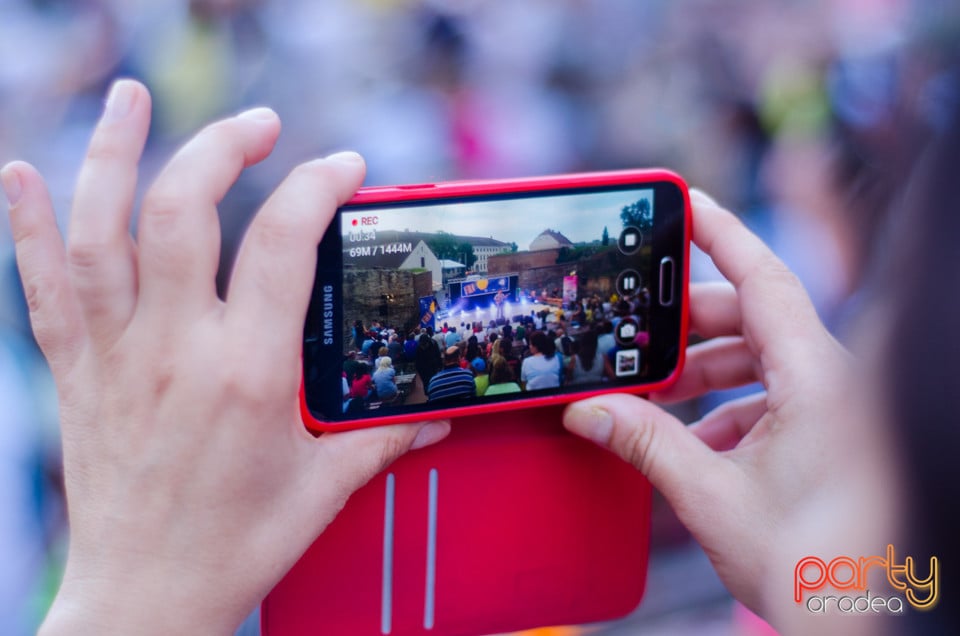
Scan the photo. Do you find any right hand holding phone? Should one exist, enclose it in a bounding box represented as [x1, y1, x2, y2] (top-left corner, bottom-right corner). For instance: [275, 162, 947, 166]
[5, 80, 451, 635]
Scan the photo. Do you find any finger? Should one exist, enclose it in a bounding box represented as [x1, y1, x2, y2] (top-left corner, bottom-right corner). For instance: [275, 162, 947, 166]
[564, 393, 733, 507]
[136, 108, 281, 316]
[4, 162, 83, 371]
[689, 191, 826, 378]
[651, 336, 759, 404]
[67, 79, 150, 342]
[226, 153, 365, 360]
[689, 392, 768, 451]
[689, 282, 740, 339]
[313, 419, 451, 497]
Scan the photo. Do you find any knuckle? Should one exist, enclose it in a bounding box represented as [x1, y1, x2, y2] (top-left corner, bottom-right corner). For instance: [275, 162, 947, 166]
[743, 256, 797, 294]
[349, 436, 409, 485]
[22, 277, 75, 355]
[622, 418, 658, 475]
[85, 130, 128, 163]
[251, 214, 299, 253]
[747, 258, 809, 312]
[763, 258, 800, 286]
[223, 365, 263, 399]
[148, 365, 176, 401]
[66, 240, 106, 273]
[377, 434, 409, 468]
[23, 278, 58, 340]
[21, 272, 50, 317]
[99, 341, 130, 370]
[10, 214, 39, 246]
[141, 191, 188, 235]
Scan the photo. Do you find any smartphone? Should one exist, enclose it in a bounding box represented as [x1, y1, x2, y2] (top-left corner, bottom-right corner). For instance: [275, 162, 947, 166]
[302, 169, 690, 431]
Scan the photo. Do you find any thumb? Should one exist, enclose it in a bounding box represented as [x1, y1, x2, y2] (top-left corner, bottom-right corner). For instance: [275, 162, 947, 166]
[563, 393, 726, 503]
[314, 419, 452, 496]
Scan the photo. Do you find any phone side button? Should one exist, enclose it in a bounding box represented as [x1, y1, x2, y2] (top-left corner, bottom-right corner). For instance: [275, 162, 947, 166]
[659, 257, 675, 306]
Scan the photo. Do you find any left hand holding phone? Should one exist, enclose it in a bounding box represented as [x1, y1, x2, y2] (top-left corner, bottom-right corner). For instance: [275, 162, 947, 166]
[3, 80, 450, 635]
[563, 191, 861, 625]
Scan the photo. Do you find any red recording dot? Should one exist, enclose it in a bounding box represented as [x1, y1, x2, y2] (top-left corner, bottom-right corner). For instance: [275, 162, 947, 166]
[352, 219, 358, 226]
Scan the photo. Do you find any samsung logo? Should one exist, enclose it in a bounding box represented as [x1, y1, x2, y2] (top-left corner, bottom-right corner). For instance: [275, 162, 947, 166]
[322, 285, 334, 345]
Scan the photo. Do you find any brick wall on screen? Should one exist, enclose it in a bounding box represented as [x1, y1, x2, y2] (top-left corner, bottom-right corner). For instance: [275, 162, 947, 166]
[342, 269, 432, 343]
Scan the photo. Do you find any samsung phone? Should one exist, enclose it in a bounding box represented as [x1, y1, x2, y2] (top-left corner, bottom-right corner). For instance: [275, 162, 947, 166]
[302, 169, 690, 431]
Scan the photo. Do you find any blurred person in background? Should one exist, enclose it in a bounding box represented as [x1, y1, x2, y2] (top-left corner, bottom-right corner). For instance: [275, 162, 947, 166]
[484, 354, 522, 396]
[564, 329, 612, 386]
[520, 330, 562, 391]
[372, 356, 398, 402]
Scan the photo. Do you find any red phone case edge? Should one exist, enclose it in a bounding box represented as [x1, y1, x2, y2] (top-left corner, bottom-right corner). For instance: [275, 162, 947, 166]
[302, 168, 692, 433]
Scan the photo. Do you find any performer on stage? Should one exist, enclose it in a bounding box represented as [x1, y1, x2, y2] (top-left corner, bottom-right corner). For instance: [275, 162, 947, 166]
[494, 289, 506, 322]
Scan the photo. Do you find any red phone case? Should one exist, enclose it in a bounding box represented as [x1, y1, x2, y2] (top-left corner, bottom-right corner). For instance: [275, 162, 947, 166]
[304, 169, 692, 433]
[262, 405, 653, 636]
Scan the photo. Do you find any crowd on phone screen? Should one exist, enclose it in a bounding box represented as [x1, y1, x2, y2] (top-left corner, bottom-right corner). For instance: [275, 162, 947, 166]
[341, 290, 650, 411]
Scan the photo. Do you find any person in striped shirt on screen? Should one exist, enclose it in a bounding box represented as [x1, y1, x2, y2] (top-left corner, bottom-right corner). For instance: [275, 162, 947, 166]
[427, 346, 477, 403]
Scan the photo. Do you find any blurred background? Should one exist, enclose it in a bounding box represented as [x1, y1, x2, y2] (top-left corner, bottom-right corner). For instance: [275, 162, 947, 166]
[1, 0, 958, 634]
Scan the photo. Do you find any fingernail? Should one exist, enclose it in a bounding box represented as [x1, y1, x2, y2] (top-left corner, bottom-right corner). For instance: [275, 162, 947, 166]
[103, 79, 137, 122]
[1, 165, 22, 207]
[237, 107, 277, 122]
[565, 403, 614, 446]
[325, 150, 364, 165]
[411, 420, 451, 450]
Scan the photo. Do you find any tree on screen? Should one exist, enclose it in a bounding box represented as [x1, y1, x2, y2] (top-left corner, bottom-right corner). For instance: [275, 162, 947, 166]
[457, 241, 478, 269]
[427, 232, 477, 269]
[620, 198, 652, 233]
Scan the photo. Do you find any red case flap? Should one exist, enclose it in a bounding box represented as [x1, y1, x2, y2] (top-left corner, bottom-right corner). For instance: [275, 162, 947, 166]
[263, 405, 651, 635]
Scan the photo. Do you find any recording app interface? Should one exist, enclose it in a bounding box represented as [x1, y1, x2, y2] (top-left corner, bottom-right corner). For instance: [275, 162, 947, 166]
[337, 188, 657, 416]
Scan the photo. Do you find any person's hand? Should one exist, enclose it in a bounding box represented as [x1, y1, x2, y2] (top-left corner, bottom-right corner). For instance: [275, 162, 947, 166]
[2, 80, 450, 634]
[563, 191, 861, 617]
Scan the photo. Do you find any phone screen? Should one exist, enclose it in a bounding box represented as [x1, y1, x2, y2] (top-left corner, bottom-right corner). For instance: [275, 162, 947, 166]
[304, 178, 686, 423]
